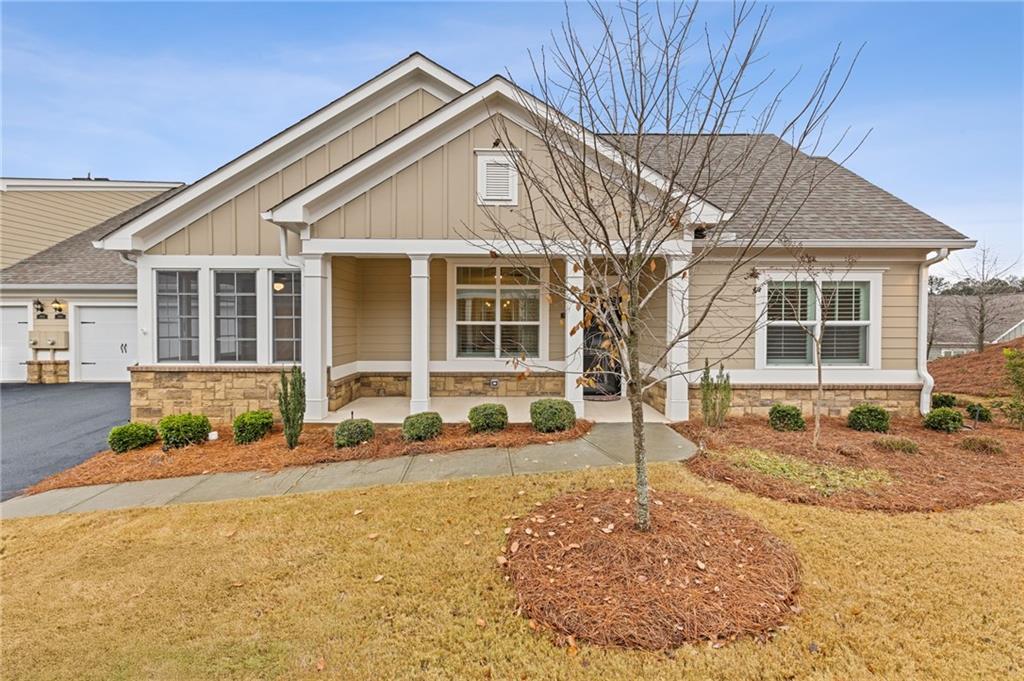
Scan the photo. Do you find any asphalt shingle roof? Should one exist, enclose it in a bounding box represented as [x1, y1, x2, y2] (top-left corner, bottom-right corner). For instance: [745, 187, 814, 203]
[928, 294, 1024, 345]
[0, 186, 186, 286]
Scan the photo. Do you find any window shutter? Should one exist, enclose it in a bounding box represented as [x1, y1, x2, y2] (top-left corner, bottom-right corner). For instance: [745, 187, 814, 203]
[483, 160, 512, 201]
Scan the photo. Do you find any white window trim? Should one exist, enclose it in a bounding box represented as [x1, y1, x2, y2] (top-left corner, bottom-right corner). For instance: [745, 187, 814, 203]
[211, 269, 261, 364]
[755, 270, 884, 372]
[475, 149, 519, 206]
[445, 259, 549, 365]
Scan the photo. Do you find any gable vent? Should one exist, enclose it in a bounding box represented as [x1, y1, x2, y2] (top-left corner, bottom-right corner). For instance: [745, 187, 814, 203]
[477, 151, 518, 205]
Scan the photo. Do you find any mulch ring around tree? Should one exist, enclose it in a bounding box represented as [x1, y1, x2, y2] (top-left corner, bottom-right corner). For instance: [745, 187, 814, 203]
[24, 421, 593, 495]
[674, 416, 1024, 513]
[500, 490, 801, 650]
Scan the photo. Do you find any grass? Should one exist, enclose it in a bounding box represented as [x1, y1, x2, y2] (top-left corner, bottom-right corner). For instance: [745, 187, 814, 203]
[3, 465, 1023, 680]
[713, 448, 893, 496]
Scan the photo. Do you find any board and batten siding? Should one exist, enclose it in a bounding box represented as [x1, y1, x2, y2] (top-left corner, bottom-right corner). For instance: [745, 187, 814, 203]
[147, 89, 446, 257]
[0, 189, 167, 268]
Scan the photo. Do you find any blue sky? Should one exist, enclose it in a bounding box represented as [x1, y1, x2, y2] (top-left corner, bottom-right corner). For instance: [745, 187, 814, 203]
[2, 1, 1021, 276]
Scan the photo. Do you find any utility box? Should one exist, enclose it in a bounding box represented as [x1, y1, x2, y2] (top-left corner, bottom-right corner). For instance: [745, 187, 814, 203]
[29, 330, 69, 350]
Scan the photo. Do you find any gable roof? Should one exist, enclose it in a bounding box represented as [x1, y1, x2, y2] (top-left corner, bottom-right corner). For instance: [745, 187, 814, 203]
[928, 293, 1024, 345]
[607, 134, 971, 243]
[96, 53, 473, 251]
[1, 186, 186, 287]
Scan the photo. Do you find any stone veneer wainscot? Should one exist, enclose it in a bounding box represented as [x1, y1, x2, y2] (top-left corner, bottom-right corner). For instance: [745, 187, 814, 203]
[129, 365, 287, 423]
[689, 384, 923, 418]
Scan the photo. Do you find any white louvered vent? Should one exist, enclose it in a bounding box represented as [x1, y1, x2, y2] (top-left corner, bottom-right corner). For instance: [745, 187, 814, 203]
[476, 151, 518, 205]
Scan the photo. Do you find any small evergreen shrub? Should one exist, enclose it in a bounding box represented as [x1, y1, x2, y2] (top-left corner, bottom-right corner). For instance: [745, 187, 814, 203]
[768, 404, 805, 432]
[530, 398, 576, 433]
[158, 413, 211, 449]
[278, 366, 306, 449]
[847, 403, 891, 433]
[959, 435, 1004, 455]
[468, 403, 508, 432]
[931, 393, 956, 409]
[108, 423, 158, 453]
[233, 410, 274, 444]
[403, 411, 443, 441]
[965, 402, 993, 423]
[699, 360, 732, 427]
[873, 435, 919, 454]
[335, 419, 375, 448]
[924, 407, 963, 433]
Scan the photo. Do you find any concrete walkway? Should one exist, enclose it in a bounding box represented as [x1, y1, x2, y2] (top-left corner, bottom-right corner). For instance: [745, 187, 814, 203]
[0, 423, 696, 519]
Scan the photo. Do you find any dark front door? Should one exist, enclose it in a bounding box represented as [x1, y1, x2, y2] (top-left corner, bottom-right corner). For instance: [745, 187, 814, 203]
[582, 303, 621, 397]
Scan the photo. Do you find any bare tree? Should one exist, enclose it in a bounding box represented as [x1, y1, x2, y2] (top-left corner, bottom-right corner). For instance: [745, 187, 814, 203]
[466, 0, 859, 531]
[951, 245, 1020, 352]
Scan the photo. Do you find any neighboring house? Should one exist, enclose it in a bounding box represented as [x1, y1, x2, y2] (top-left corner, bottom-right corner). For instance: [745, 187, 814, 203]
[43, 52, 968, 424]
[927, 294, 1024, 359]
[0, 181, 183, 382]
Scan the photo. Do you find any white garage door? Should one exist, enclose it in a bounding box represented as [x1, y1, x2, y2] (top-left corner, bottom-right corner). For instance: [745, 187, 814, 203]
[1, 305, 30, 382]
[78, 306, 137, 382]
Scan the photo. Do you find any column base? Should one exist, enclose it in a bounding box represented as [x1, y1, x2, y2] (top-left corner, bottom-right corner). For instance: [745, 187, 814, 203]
[305, 396, 328, 421]
[567, 399, 586, 418]
[665, 398, 690, 422]
[409, 397, 431, 414]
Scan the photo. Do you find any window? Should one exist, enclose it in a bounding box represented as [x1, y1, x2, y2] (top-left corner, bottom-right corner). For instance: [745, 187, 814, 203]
[272, 271, 302, 363]
[214, 271, 257, 362]
[476, 151, 518, 205]
[454, 266, 541, 358]
[765, 280, 870, 366]
[156, 271, 199, 362]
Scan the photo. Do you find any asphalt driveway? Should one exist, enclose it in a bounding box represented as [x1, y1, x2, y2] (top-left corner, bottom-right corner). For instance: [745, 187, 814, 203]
[0, 383, 130, 501]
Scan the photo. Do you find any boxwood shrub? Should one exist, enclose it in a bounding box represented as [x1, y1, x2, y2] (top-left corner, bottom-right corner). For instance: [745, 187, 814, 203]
[108, 423, 158, 454]
[931, 393, 956, 409]
[965, 402, 993, 423]
[233, 410, 274, 444]
[847, 403, 891, 433]
[403, 411, 443, 441]
[158, 413, 211, 449]
[335, 419, 375, 448]
[468, 403, 508, 432]
[530, 398, 576, 433]
[924, 407, 963, 433]
[768, 404, 805, 432]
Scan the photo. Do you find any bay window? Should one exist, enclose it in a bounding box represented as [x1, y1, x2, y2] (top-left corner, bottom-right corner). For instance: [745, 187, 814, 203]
[156, 270, 199, 362]
[765, 279, 871, 366]
[454, 265, 541, 358]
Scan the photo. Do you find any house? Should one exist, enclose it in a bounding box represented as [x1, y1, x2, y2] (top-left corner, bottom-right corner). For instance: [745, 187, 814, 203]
[11, 53, 975, 423]
[927, 293, 1024, 359]
[0, 179, 182, 382]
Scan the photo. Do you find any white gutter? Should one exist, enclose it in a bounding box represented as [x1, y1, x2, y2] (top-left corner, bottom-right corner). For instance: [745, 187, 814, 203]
[118, 251, 139, 269]
[917, 247, 949, 414]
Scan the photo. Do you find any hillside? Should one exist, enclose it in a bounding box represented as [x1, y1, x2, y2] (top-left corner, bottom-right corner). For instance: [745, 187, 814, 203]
[928, 337, 1024, 397]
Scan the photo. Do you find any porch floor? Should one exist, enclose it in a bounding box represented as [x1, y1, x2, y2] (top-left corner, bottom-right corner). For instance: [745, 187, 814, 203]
[313, 396, 670, 425]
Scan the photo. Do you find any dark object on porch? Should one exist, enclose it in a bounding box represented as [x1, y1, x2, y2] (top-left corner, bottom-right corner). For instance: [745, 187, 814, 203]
[403, 411, 443, 441]
[530, 398, 576, 432]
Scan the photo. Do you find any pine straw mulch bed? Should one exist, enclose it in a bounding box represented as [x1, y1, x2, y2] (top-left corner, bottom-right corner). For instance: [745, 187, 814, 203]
[501, 489, 801, 650]
[25, 420, 593, 495]
[929, 336, 1023, 398]
[675, 416, 1024, 513]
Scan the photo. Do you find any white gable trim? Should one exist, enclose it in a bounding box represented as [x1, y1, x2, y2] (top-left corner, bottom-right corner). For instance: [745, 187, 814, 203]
[96, 54, 472, 253]
[266, 77, 727, 229]
[0, 178, 181, 192]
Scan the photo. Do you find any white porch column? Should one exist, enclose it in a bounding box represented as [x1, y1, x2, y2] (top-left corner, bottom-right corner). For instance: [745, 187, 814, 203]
[665, 254, 690, 421]
[302, 254, 330, 420]
[564, 265, 585, 416]
[409, 255, 431, 413]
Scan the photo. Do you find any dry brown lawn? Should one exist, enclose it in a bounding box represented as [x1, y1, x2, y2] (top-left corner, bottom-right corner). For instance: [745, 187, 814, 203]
[3, 464, 1023, 680]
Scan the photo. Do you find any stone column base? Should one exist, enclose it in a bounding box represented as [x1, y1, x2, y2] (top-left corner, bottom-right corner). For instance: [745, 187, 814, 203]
[26, 360, 69, 384]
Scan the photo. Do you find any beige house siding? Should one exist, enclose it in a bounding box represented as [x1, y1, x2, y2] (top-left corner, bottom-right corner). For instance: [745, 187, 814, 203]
[430, 258, 446, 361]
[147, 89, 445, 257]
[312, 116, 556, 240]
[0, 189, 166, 268]
[331, 257, 359, 365]
[880, 262, 919, 370]
[638, 257, 668, 367]
[357, 258, 411, 361]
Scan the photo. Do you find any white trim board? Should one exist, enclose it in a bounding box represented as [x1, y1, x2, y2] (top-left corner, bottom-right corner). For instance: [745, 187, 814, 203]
[301, 238, 694, 257]
[0, 178, 181, 192]
[330, 359, 567, 381]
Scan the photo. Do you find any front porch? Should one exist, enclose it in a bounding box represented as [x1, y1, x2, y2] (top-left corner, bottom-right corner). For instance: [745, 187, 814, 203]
[311, 395, 670, 424]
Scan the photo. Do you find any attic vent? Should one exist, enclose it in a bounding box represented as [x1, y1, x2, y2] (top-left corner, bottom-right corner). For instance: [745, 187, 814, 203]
[476, 151, 518, 205]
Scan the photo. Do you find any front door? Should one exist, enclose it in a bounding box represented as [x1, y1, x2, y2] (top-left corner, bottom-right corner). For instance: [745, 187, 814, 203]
[78, 306, 137, 382]
[582, 302, 621, 397]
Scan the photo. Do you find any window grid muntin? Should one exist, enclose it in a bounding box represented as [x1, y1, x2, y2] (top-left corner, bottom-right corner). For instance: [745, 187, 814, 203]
[272, 270, 302, 363]
[454, 266, 541, 358]
[156, 270, 199, 362]
[214, 271, 258, 362]
[765, 280, 870, 367]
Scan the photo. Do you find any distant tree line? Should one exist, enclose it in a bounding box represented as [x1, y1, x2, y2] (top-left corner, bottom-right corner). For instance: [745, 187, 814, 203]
[929, 274, 1024, 296]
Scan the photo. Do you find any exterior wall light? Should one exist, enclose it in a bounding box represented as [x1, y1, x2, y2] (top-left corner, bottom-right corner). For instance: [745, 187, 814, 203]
[33, 299, 47, 319]
[51, 299, 66, 319]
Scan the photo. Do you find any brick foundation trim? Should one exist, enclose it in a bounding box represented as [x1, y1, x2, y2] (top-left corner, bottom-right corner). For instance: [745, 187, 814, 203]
[26, 360, 69, 384]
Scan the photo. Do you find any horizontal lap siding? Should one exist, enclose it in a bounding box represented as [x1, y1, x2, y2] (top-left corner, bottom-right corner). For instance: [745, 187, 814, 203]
[1, 190, 165, 267]
[688, 260, 757, 369]
[332, 257, 359, 365]
[149, 89, 445, 256]
[880, 262, 919, 369]
[357, 258, 410, 361]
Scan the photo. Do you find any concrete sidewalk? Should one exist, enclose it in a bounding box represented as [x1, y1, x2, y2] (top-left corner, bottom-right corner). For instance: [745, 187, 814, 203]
[0, 423, 695, 519]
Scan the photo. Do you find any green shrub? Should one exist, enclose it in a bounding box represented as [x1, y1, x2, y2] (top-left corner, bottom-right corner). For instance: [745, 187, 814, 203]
[924, 407, 963, 433]
[277, 366, 306, 449]
[699, 360, 732, 427]
[530, 398, 576, 433]
[965, 402, 993, 423]
[158, 413, 211, 449]
[999, 398, 1024, 430]
[108, 423, 158, 453]
[931, 393, 956, 409]
[468, 403, 508, 433]
[334, 419, 375, 448]
[768, 404, 805, 432]
[233, 410, 274, 445]
[872, 435, 919, 454]
[959, 435, 1004, 455]
[847, 403, 891, 433]
[403, 411, 443, 441]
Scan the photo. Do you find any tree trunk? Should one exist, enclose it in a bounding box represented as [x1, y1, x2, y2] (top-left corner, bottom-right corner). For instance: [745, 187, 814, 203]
[625, 323, 650, 532]
[813, 344, 823, 449]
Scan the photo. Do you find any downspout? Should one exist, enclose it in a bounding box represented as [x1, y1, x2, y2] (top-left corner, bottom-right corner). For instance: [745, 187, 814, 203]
[917, 247, 949, 414]
[278, 225, 302, 269]
[117, 251, 139, 268]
